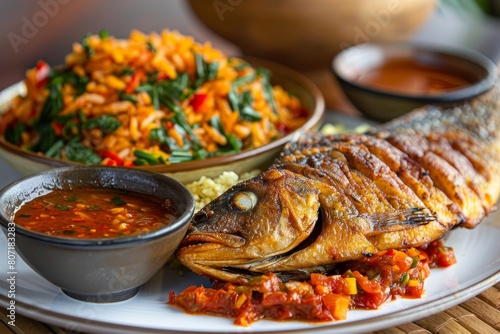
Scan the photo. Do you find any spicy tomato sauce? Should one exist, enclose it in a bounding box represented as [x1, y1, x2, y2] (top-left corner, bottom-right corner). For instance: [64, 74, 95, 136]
[354, 57, 473, 95]
[169, 241, 456, 326]
[14, 188, 177, 238]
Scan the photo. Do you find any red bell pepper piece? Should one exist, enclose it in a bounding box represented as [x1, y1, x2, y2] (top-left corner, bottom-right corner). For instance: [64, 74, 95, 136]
[35, 60, 50, 88]
[125, 69, 146, 94]
[101, 151, 123, 166]
[51, 122, 64, 136]
[189, 93, 208, 113]
[292, 106, 309, 118]
[165, 121, 175, 130]
[275, 121, 291, 134]
[123, 160, 134, 167]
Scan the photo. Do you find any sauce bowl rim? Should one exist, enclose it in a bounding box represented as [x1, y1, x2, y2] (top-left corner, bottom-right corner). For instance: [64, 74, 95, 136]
[332, 42, 498, 103]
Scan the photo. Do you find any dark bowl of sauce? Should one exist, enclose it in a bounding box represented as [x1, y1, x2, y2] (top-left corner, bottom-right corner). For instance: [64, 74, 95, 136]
[332, 43, 498, 122]
[0, 166, 195, 302]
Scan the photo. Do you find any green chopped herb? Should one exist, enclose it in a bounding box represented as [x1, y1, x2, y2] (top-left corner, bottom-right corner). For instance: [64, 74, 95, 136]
[81, 32, 94, 56]
[410, 256, 419, 269]
[367, 271, 380, 280]
[193, 147, 208, 160]
[45, 140, 64, 158]
[257, 67, 278, 115]
[149, 125, 169, 145]
[240, 104, 262, 121]
[195, 53, 205, 80]
[53, 114, 75, 123]
[119, 91, 138, 104]
[159, 95, 183, 114]
[99, 29, 109, 40]
[62, 122, 80, 139]
[168, 150, 193, 163]
[66, 195, 78, 202]
[64, 141, 102, 164]
[134, 150, 160, 165]
[17, 214, 31, 218]
[228, 87, 239, 111]
[133, 158, 148, 166]
[400, 272, 410, 287]
[84, 115, 121, 136]
[194, 53, 218, 87]
[86, 205, 101, 211]
[120, 67, 135, 76]
[209, 116, 225, 135]
[63, 230, 76, 235]
[232, 60, 251, 71]
[227, 88, 262, 121]
[158, 72, 190, 101]
[56, 205, 69, 211]
[171, 113, 200, 148]
[111, 196, 127, 206]
[77, 109, 87, 124]
[233, 72, 256, 87]
[33, 123, 57, 153]
[4, 123, 25, 145]
[147, 40, 156, 54]
[344, 270, 355, 278]
[227, 134, 243, 151]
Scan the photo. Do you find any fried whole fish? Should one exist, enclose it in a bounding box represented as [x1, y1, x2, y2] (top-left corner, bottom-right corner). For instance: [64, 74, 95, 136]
[177, 84, 500, 284]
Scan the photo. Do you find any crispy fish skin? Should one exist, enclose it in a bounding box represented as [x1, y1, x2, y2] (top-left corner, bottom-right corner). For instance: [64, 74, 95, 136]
[177, 85, 500, 284]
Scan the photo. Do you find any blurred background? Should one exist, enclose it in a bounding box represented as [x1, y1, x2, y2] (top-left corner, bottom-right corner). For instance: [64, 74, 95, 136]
[1, 0, 499, 113]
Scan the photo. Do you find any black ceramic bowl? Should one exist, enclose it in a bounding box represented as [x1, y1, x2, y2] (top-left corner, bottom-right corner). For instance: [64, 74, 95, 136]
[0, 166, 195, 302]
[332, 43, 498, 122]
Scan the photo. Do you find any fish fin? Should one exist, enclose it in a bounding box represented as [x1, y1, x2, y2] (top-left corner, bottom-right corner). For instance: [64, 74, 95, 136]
[363, 207, 436, 235]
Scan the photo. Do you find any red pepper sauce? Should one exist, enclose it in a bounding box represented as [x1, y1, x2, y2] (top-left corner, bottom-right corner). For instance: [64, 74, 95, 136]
[355, 57, 473, 95]
[168, 241, 456, 326]
[14, 188, 177, 238]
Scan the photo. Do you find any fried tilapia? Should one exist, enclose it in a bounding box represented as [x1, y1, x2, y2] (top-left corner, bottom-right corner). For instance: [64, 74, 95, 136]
[177, 84, 500, 284]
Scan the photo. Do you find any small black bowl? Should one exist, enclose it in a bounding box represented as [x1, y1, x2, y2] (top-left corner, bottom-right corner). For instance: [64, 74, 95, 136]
[0, 166, 195, 302]
[332, 43, 498, 122]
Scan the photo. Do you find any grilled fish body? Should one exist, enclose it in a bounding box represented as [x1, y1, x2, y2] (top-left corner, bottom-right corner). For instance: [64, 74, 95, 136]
[177, 85, 500, 284]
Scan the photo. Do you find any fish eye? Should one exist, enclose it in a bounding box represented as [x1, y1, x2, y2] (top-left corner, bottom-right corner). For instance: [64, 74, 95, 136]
[230, 191, 258, 212]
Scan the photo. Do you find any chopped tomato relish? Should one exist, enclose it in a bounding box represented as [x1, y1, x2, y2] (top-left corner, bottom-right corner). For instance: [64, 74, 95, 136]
[168, 241, 455, 326]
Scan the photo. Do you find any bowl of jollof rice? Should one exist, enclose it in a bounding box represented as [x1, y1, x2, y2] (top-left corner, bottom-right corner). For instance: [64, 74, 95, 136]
[0, 29, 324, 184]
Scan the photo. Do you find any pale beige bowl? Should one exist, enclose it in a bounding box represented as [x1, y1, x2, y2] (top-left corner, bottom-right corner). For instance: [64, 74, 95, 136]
[187, 0, 437, 69]
[0, 58, 324, 184]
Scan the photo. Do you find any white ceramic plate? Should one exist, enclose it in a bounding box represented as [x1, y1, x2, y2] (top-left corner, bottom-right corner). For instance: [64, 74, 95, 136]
[1, 208, 499, 334]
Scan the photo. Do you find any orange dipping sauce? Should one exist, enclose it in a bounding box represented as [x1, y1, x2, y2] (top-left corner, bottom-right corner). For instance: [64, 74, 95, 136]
[14, 188, 177, 238]
[354, 57, 473, 95]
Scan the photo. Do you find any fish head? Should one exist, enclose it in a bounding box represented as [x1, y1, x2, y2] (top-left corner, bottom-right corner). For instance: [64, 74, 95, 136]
[177, 168, 321, 283]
